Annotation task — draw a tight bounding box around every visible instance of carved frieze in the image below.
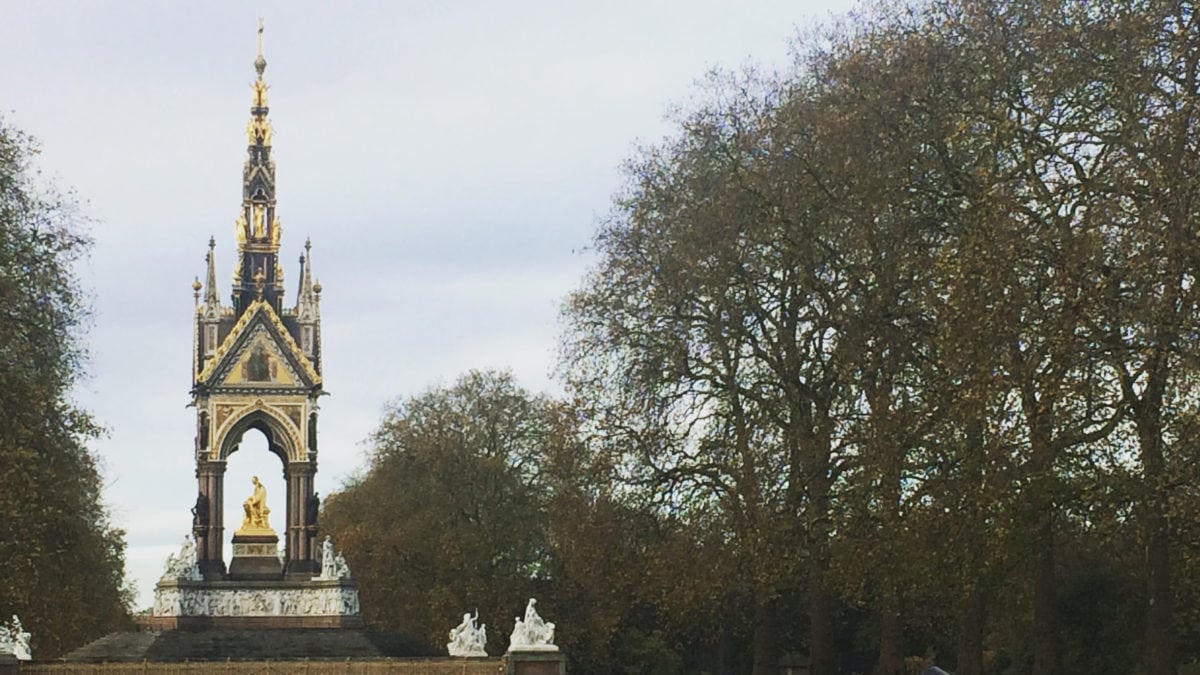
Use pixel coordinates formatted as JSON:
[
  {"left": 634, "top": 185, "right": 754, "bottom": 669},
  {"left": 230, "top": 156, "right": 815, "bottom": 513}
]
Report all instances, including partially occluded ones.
[{"left": 152, "top": 585, "right": 360, "bottom": 618}]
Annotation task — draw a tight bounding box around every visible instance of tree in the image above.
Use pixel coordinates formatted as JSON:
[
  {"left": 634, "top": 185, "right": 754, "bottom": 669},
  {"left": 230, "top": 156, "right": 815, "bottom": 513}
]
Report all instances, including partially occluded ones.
[
  {"left": 563, "top": 2, "right": 1200, "bottom": 672},
  {"left": 0, "top": 119, "right": 131, "bottom": 657},
  {"left": 321, "top": 371, "right": 563, "bottom": 651}
]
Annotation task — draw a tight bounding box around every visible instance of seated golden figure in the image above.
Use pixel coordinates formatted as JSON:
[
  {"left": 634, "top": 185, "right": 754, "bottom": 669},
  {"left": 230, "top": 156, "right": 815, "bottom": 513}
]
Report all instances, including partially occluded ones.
[{"left": 238, "top": 475, "right": 273, "bottom": 534}]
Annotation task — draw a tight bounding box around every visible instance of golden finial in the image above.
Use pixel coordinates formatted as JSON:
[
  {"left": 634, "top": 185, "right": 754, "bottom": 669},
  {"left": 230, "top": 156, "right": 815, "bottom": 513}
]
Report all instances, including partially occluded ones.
[
  {"left": 192, "top": 276, "right": 202, "bottom": 304},
  {"left": 255, "top": 18, "right": 267, "bottom": 76}
]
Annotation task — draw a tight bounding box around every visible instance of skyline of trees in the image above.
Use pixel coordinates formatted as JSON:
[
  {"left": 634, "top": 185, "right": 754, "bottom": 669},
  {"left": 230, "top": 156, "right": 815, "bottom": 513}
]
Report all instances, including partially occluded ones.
[{"left": 7, "top": 0, "right": 1200, "bottom": 672}]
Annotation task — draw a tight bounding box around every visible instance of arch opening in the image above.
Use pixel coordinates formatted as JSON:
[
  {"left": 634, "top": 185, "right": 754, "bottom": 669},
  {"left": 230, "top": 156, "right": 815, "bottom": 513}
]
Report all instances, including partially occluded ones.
[{"left": 221, "top": 428, "right": 287, "bottom": 570}]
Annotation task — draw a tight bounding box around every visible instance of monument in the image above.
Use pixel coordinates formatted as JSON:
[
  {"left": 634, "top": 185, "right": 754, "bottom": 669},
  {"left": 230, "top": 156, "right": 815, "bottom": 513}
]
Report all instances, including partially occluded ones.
[
  {"left": 149, "top": 20, "right": 360, "bottom": 630},
  {"left": 63, "top": 22, "right": 562, "bottom": 672}
]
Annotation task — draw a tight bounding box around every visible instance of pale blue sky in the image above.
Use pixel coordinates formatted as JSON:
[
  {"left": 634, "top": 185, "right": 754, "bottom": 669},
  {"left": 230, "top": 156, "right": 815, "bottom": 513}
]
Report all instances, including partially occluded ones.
[{"left": 1, "top": 0, "right": 856, "bottom": 610}]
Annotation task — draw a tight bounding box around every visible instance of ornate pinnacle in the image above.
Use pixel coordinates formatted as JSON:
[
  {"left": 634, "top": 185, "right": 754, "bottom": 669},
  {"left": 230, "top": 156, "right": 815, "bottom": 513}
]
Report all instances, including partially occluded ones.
[{"left": 255, "top": 18, "right": 267, "bottom": 76}]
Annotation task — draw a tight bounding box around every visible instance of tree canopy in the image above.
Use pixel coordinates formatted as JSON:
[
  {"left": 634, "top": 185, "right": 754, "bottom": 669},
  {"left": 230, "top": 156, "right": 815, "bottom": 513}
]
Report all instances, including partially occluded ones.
[
  {"left": 311, "top": 0, "right": 1200, "bottom": 672},
  {"left": 0, "top": 120, "right": 131, "bottom": 657}
]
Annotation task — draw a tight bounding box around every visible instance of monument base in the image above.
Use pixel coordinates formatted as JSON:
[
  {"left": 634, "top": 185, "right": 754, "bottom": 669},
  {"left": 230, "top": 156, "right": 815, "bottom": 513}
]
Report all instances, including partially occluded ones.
[
  {"left": 150, "top": 578, "right": 361, "bottom": 631},
  {"left": 507, "top": 651, "right": 566, "bottom": 675},
  {"left": 227, "top": 533, "right": 282, "bottom": 580}
]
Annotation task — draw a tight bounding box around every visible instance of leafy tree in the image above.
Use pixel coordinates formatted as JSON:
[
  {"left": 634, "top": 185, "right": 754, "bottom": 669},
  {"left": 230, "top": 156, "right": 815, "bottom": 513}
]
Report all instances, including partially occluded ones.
[
  {"left": 562, "top": 2, "right": 1200, "bottom": 673},
  {"left": 0, "top": 120, "right": 131, "bottom": 657},
  {"left": 322, "top": 371, "right": 564, "bottom": 652}
]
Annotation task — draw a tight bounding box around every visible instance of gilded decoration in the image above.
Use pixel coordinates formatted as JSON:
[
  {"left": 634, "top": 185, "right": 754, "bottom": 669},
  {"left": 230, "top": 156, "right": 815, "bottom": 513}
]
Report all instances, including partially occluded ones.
[
  {"left": 208, "top": 397, "right": 305, "bottom": 462},
  {"left": 196, "top": 299, "right": 320, "bottom": 386},
  {"left": 221, "top": 330, "right": 298, "bottom": 387},
  {"left": 215, "top": 404, "right": 236, "bottom": 430},
  {"left": 281, "top": 405, "right": 303, "bottom": 430},
  {"left": 236, "top": 475, "right": 274, "bottom": 535}
]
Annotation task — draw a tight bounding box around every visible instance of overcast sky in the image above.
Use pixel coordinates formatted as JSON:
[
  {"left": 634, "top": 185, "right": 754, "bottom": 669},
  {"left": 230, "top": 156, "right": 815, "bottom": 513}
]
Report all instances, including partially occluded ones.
[{"left": 1, "top": 0, "right": 856, "bottom": 610}]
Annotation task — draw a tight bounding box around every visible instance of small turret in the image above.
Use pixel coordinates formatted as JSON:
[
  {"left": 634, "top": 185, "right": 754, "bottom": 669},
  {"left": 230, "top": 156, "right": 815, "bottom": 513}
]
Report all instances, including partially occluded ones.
[{"left": 295, "top": 239, "right": 320, "bottom": 358}]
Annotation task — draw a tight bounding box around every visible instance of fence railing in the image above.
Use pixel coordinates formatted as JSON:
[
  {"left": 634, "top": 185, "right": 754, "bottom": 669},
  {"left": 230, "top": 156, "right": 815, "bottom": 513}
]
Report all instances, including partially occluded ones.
[{"left": 18, "top": 659, "right": 506, "bottom": 675}]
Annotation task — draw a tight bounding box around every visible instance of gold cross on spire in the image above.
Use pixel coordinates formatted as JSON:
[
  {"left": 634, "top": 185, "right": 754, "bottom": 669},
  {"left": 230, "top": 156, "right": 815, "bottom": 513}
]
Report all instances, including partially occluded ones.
[{"left": 254, "top": 18, "right": 267, "bottom": 77}]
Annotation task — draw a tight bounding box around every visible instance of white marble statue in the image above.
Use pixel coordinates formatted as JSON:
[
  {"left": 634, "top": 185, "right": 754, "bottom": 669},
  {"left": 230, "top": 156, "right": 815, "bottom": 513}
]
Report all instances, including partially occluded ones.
[
  {"left": 447, "top": 610, "right": 488, "bottom": 657},
  {"left": 333, "top": 552, "right": 351, "bottom": 579},
  {"left": 508, "top": 598, "right": 557, "bottom": 652},
  {"left": 318, "top": 536, "right": 352, "bottom": 580},
  {"left": 160, "top": 535, "right": 201, "bottom": 581},
  {"left": 0, "top": 615, "right": 31, "bottom": 660},
  {"left": 320, "top": 536, "right": 336, "bottom": 578}
]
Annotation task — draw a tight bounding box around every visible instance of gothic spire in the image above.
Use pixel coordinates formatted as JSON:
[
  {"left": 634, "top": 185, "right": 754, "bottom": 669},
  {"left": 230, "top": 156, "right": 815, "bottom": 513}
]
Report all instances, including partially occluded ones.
[
  {"left": 233, "top": 18, "right": 283, "bottom": 316},
  {"left": 297, "top": 238, "right": 318, "bottom": 321},
  {"left": 203, "top": 237, "right": 220, "bottom": 315}
]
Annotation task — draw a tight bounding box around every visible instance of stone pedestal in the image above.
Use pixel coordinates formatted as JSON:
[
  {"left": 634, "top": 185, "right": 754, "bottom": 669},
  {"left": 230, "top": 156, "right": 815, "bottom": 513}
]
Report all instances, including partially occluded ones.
[
  {"left": 228, "top": 533, "right": 282, "bottom": 580},
  {"left": 507, "top": 651, "right": 566, "bottom": 675}
]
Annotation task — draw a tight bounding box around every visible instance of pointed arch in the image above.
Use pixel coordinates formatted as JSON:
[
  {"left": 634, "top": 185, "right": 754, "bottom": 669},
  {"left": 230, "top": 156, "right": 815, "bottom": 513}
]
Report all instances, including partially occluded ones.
[{"left": 216, "top": 404, "right": 301, "bottom": 465}]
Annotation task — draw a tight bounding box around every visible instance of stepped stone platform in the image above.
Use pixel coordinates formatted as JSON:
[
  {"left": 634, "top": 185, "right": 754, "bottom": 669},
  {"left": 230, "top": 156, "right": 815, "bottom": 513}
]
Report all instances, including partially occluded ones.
[{"left": 60, "top": 629, "right": 436, "bottom": 662}]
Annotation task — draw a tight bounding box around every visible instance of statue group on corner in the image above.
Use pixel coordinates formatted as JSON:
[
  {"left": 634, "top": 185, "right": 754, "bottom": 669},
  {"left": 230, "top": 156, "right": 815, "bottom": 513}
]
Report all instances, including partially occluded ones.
[
  {"left": 445, "top": 598, "right": 557, "bottom": 658},
  {"left": 509, "top": 598, "right": 556, "bottom": 651},
  {"left": 447, "top": 610, "right": 488, "bottom": 657},
  {"left": 161, "top": 534, "right": 202, "bottom": 581},
  {"left": 319, "top": 535, "right": 351, "bottom": 580},
  {"left": 0, "top": 615, "right": 31, "bottom": 661}
]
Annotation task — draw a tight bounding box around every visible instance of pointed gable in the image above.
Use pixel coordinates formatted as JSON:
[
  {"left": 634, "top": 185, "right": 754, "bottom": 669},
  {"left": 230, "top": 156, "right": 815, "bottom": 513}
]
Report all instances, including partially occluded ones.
[{"left": 198, "top": 299, "right": 320, "bottom": 390}]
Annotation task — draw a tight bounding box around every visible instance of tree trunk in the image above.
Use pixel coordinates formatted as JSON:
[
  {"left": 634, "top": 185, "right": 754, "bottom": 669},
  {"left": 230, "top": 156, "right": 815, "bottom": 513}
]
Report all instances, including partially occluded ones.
[
  {"left": 1141, "top": 419, "right": 1173, "bottom": 673},
  {"left": 809, "top": 584, "right": 836, "bottom": 675},
  {"left": 956, "top": 410, "right": 986, "bottom": 675},
  {"left": 956, "top": 584, "right": 984, "bottom": 675},
  {"left": 874, "top": 592, "right": 903, "bottom": 675},
  {"left": 1027, "top": 415, "right": 1058, "bottom": 675},
  {"left": 752, "top": 592, "right": 778, "bottom": 675},
  {"left": 715, "top": 624, "right": 731, "bottom": 675},
  {"left": 1032, "top": 516, "right": 1058, "bottom": 675},
  {"left": 1144, "top": 513, "right": 1172, "bottom": 674}
]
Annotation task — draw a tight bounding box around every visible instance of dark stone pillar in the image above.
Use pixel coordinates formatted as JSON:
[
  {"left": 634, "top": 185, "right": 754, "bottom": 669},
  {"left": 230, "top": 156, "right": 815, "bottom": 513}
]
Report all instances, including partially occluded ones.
[
  {"left": 285, "top": 461, "right": 318, "bottom": 576},
  {"left": 196, "top": 459, "right": 227, "bottom": 578}
]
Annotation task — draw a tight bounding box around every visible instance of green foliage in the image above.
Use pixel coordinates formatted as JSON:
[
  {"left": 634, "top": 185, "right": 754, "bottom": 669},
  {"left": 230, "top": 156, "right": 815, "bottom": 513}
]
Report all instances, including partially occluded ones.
[
  {"left": 0, "top": 119, "right": 132, "bottom": 657},
  {"left": 561, "top": 0, "right": 1200, "bottom": 673},
  {"left": 332, "top": 1, "right": 1200, "bottom": 672},
  {"left": 322, "top": 371, "right": 562, "bottom": 651}
]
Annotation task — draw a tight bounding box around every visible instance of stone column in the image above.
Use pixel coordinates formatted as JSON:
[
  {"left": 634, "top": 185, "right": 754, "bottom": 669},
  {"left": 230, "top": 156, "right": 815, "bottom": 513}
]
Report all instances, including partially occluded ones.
[
  {"left": 285, "top": 461, "right": 317, "bottom": 576},
  {"left": 196, "top": 459, "right": 227, "bottom": 578}
]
